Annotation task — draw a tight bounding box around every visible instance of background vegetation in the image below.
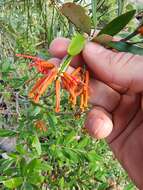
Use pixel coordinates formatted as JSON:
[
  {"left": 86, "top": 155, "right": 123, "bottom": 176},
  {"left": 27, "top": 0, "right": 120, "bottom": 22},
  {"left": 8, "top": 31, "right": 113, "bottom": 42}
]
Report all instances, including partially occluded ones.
[{"left": 0, "top": 0, "right": 142, "bottom": 189}]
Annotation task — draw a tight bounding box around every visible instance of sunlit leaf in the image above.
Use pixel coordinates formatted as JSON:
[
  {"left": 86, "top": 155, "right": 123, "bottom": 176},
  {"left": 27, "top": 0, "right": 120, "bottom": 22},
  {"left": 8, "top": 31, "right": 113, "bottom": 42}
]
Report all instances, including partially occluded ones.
[
  {"left": 20, "top": 158, "right": 27, "bottom": 176},
  {"left": 68, "top": 33, "right": 85, "bottom": 56},
  {"left": 88, "top": 150, "right": 102, "bottom": 162},
  {"left": 0, "top": 129, "right": 17, "bottom": 137},
  {"left": 108, "top": 41, "right": 143, "bottom": 56},
  {"left": 27, "top": 158, "right": 41, "bottom": 175},
  {"left": 64, "top": 131, "right": 76, "bottom": 144},
  {"left": 32, "top": 135, "right": 41, "bottom": 156},
  {"left": 62, "top": 149, "right": 79, "bottom": 163},
  {"left": 28, "top": 173, "right": 44, "bottom": 185},
  {"left": 47, "top": 112, "right": 57, "bottom": 127},
  {"left": 3, "top": 177, "right": 23, "bottom": 189},
  {"left": 59, "top": 177, "right": 65, "bottom": 189},
  {"left": 78, "top": 137, "right": 89, "bottom": 149},
  {"left": 98, "top": 10, "right": 136, "bottom": 36},
  {"left": 61, "top": 3, "right": 91, "bottom": 34}
]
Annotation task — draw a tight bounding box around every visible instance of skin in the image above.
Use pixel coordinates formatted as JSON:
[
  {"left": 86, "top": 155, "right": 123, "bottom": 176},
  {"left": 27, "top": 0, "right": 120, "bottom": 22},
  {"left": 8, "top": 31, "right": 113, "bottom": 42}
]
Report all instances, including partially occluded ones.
[{"left": 49, "top": 37, "right": 143, "bottom": 189}]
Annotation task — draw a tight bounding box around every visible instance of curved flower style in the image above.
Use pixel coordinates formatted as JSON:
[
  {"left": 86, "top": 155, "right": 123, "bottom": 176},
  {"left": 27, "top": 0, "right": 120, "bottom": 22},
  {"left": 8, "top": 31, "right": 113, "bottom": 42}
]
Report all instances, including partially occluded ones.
[{"left": 16, "top": 54, "right": 89, "bottom": 112}]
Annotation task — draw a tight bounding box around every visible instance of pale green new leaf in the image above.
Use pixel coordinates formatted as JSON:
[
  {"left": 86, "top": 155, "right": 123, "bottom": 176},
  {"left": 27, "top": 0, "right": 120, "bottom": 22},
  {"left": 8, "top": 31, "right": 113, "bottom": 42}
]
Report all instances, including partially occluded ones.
[
  {"left": 3, "top": 177, "right": 23, "bottom": 189},
  {"left": 68, "top": 33, "right": 85, "bottom": 56},
  {"left": 32, "top": 135, "right": 42, "bottom": 156}
]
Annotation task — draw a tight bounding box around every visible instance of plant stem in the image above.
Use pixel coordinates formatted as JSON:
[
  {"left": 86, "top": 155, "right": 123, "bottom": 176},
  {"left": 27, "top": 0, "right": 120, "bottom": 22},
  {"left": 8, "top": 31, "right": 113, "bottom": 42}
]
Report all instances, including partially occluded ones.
[{"left": 58, "top": 55, "right": 73, "bottom": 75}]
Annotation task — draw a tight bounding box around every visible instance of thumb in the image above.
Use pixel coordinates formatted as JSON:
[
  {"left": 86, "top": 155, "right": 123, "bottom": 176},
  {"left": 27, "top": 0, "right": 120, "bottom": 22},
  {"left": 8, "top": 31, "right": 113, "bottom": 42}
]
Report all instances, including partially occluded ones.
[{"left": 83, "top": 42, "right": 143, "bottom": 93}]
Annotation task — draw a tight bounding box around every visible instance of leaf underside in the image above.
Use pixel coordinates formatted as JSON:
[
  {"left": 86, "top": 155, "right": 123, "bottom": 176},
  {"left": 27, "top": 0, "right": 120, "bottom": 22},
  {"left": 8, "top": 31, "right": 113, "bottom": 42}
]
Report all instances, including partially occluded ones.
[{"left": 61, "top": 3, "right": 91, "bottom": 34}]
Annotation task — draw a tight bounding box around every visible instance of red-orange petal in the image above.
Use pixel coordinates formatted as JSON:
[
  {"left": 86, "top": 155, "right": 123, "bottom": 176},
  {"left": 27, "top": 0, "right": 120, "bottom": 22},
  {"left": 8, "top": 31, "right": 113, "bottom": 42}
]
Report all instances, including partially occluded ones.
[
  {"left": 28, "top": 68, "right": 57, "bottom": 103},
  {"left": 55, "top": 79, "right": 60, "bottom": 113},
  {"left": 71, "top": 67, "right": 81, "bottom": 76},
  {"left": 84, "top": 70, "right": 89, "bottom": 107},
  {"left": 63, "top": 72, "right": 77, "bottom": 86}
]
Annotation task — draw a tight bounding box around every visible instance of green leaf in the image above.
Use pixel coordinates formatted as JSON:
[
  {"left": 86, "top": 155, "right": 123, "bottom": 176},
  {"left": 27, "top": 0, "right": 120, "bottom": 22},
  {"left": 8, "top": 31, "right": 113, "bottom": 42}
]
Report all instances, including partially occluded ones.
[
  {"left": 91, "top": 0, "right": 97, "bottom": 28},
  {"left": 27, "top": 159, "right": 41, "bottom": 175},
  {"left": 16, "top": 144, "right": 27, "bottom": 155},
  {"left": 41, "top": 162, "right": 52, "bottom": 172},
  {"left": 108, "top": 41, "right": 143, "bottom": 56},
  {"left": 47, "top": 112, "right": 57, "bottom": 128},
  {"left": 32, "top": 135, "right": 42, "bottom": 156},
  {"left": 124, "top": 183, "right": 135, "bottom": 190},
  {"left": 0, "top": 129, "right": 17, "bottom": 137},
  {"left": 78, "top": 137, "right": 89, "bottom": 149},
  {"left": 61, "top": 3, "right": 91, "bottom": 34},
  {"left": 62, "top": 149, "right": 79, "bottom": 163},
  {"left": 98, "top": 183, "right": 109, "bottom": 190},
  {"left": 3, "top": 177, "right": 23, "bottom": 189},
  {"left": 23, "top": 183, "right": 36, "bottom": 190},
  {"left": 64, "top": 131, "right": 76, "bottom": 144},
  {"left": 59, "top": 177, "right": 65, "bottom": 189},
  {"left": 20, "top": 158, "right": 27, "bottom": 176},
  {"left": 98, "top": 10, "right": 136, "bottom": 36},
  {"left": 88, "top": 150, "right": 102, "bottom": 162},
  {"left": 68, "top": 33, "right": 85, "bottom": 56},
  {"left": 28, "top": 173, "right": 44, "bottom": 185},
  {"left": 0, "top": 176, "right": 7, "bottom": 182},
  {"left": 0, "top": 159, "right": 15, "bottom": 172}
]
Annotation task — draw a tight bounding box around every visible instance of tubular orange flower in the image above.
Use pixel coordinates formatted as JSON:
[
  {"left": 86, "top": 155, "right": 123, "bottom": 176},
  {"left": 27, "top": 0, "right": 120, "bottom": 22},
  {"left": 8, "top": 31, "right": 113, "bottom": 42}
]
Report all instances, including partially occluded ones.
[
  {"left": 83, "top": 70, "right": 89, "bottom": 108},
  {"left": 16, "top": 54, "right": 89, "bottom": 113},
  {"left": 55, "top": 79, "right": 61, "bottom": 113},
  {"left": 16, "top": 54, "right": 54, "bottom": 74},
  {"left": 29, "top": 68, "right": 58, "bottom": 103}
]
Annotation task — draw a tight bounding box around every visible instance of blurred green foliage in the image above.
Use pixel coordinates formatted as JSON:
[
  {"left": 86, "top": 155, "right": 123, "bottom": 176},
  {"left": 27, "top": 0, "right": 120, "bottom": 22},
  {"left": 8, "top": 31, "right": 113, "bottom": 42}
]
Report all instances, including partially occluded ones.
[{"left": 0, "top": 0, "right": 141, "bottom": 189}]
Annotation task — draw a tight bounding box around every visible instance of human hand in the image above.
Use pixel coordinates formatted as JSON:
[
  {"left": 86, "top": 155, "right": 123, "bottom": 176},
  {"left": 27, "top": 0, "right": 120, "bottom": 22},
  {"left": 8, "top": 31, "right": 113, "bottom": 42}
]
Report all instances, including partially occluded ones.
[{"left": 49, "top": 37, "right": 143, "bottom": 189}]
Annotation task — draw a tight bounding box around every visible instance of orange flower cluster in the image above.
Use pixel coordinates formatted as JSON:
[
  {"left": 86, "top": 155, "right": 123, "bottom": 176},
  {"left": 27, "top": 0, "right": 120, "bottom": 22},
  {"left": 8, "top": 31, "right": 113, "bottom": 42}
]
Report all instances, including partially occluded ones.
[
  {"left": 16, "top": 54, "right": 89, "bottom": 112},
  {"left": 138, "top": 26, "right": 143, "bottom": 35},
  {"left": 35, "top": 120, "right": 47, "bottom": 132}
]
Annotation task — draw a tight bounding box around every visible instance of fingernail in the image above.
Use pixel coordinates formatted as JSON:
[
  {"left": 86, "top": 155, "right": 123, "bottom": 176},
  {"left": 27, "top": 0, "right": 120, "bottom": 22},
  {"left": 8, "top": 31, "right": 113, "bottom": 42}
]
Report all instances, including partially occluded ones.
[
  {"left": 85, "top": 116, "right": 113, "bottom": 139},
  {"left": 91, "top": 118, "right": 105, "bottom": 136},
  {"left": 85, "top": 117, "right": 104, "bottom": 137}
]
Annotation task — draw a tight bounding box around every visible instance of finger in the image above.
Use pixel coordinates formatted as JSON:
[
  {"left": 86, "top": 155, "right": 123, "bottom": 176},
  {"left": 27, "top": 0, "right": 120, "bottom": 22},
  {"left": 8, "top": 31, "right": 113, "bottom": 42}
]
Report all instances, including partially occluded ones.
[
  {"left": 84, "top": 107, "right": 113, "bottom": 139},
  {"left": 83, "top": 42, "right": 143, "bottom": 93},
  {"left": 49, "top": 37, "right": 84, "bottom": 67},
  {"left": 49, "top": 37, "right": 70, "bottom": 58},
  {"left": 89, "top": 79, "right": 120, "bottom": 112},
  {"left": 48, "top": 58, "right": 61, "bottom": 67}
]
